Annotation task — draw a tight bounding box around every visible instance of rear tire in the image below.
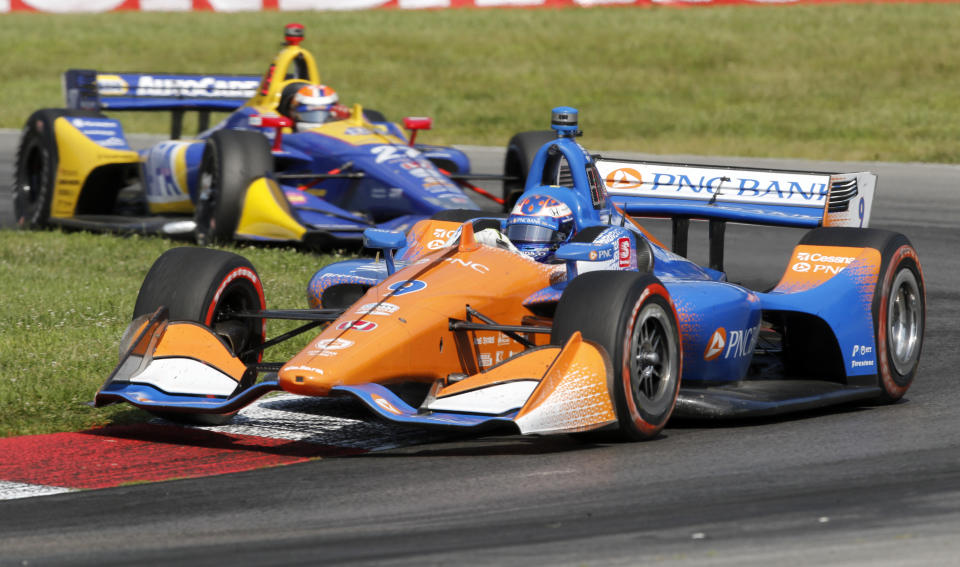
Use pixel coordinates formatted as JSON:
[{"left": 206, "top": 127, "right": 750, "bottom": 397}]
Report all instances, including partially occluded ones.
[
  {"left": 194, "top": 129, "right": 273, "bottom": 245},
  {"left": 800, "top": 227, "right": 925, "bottom": 401},
  {"left": 552, "top": 271, "right": 682, "bottom": 440},
  {"left": 503, "top": 130, "right": 554, "bottom": 213},
  {"left": 133, "top": 247, "right": 267, "bottom": 425},
  {"left": 13, "top": 109, "right": 103, "bottom": 228}
]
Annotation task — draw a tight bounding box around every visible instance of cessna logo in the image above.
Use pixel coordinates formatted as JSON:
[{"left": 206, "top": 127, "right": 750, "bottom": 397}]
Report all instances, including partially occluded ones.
[{"left": 704, "top": 328, "right": 727, "bottom": 361}]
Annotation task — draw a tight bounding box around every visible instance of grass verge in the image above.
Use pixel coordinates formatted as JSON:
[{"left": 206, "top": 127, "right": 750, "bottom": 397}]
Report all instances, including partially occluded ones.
[
  {"left": 1, "top": 4, "right": 959, "bottom": 162},
  {"left": 0, "top": 231, "right": 338, "bottom": 437}
]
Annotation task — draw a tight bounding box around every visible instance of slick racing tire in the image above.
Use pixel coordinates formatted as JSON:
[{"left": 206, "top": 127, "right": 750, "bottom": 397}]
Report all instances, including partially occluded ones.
[
  {"left": 552, "top": 271, "right": 682, "bottom": 441},
  {"left": 133, "top": 247, "right": 267, "bottom": 425},
  {"left": 13, "top": 108, "right": 104, "bottom": 229},
  {"left": 194, "top": 129, "right": 274, "bottom": 245},
  {"left": 503, "top": 130, "right": 555, "bottom": 213},
  {"left": 800, "top": 227, "right": 925, "bottom": 402}
]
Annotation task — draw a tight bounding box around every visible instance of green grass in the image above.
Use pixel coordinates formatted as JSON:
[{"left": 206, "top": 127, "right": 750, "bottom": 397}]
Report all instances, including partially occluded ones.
[
  {"left": 2, "top": 5, "right": 960, "bottom": 162},
  {"left": 0, "top": 231, "right": 337, "bottom": 436}
]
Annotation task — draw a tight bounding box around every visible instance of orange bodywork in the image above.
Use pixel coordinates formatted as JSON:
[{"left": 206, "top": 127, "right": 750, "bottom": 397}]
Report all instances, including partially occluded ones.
[{"left": 279, "top": 224, "right": 563, "bottom": 397}]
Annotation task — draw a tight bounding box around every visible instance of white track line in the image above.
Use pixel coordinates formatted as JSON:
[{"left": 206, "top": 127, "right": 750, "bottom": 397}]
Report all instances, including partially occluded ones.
[{"left": 0, "top": 481, "right": 75, "bottom": 501}]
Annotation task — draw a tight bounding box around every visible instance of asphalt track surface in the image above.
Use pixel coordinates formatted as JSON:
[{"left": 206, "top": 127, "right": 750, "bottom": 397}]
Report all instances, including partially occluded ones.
[{"left": 2, "top": 129, "right": 960, "bottom": 566}]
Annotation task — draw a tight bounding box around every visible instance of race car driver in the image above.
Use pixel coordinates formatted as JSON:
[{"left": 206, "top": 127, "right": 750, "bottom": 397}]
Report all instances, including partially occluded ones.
[
  {"left": 280, "top": 83, "right": 350, "bottom": 131},
  {"left": 504, "top": 194, "right": 577, "bottom": 263}
]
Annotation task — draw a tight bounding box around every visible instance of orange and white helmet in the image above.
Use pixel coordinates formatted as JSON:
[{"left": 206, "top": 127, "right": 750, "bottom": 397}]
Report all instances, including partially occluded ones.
[{"left": 292, "top": 84, "right": 339, "bottom": 128}]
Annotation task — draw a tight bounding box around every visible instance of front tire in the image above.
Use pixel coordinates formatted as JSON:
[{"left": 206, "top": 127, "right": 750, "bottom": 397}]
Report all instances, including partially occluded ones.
[
  {"left": 800, "top": 227, "right": 925, "bottom": 401},
  {"left": 133, "top": 247, "right": 267, "bottom": 425},
  {"left": 552, "top": 271, "right": 682, "bottom": 440},
  {"left": 194, "top": 129, "right": 273, "bottom": 245}
]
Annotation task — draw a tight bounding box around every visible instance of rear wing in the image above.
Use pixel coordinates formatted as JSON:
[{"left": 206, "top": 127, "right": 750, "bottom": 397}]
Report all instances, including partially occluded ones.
[
  {"left": 595, "top": 158, "right": 875, "bottom": 229},
  {"left": 63, "top": 69, "right": 261, "bottom": 138},
  {"left": 595, "top": 158, "right": 877, "bottom": 271}
]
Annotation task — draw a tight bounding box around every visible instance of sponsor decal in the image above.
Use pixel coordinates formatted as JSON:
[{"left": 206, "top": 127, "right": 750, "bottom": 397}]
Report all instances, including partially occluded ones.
[
  {"left": 605, "top": 167, "right": 644, "bottom": 190},
  {"left": 850, "top": 344, "right": 876, "bottom": 368},
  {"left": 344, "top": 127, "right": 372, "bottom": 136},
  {"left": 618, "top": 237, "right": 631, "bottom": 268},
  {"left": 852, "top": 344, "right": 873, "bottom": 357},
  {"left": 443, "top": 258, "right": 490, "bottom": 274},
  {"left": 497, "top": 333, "right": 512, "bottom": 346},
  {"left": 355, "top": 302, "right": 399, "bottom": 316},
  {"left": 791, "top": 251, "right": 856, "bottom": 276},
  {"left": 599, "top": 162, "right": 830, "bottom": 208},
  {"left": 96, "top": 74, "right": 128, "bottom": 96},
  {"left": 388, "top": 279, "right": 427, "bottom": 296},
  {"left": 372, "top": 394, "right": 403, "bottom": 416},
  {"left": 426, "top": 227, "right": 457, "bottom": 250},
  {"left": 704, "top": 328, "right": 727, "bottom": 361},
  {"left": 478, "top": 353, "right": 493, "bottom": 368},
  {"left": 68, "top": 118, "right": 120, "bottom": 130},
  {"left": 335, "top": 320, "right": 378, "bottom": 332},
  {"left": 796, "top": 251, "right": 856, "bottom": 264},
  {"left": 705, "top": 325, "right": 758, "bottom": 361},
  {"left": 131, "top": 75, "right": 259, "bottom": 99},
  {"left": 286, "top": 192, "right": 307, "bottom": 204},
  {"left": 370, "top": 187, "right": 404, "bottom": 200},
  {"left": 371, "top": 145, "right": 421, "bottom": 164},
  {"left": 311, "top": 338, "right": 354, "bottom": 351}
]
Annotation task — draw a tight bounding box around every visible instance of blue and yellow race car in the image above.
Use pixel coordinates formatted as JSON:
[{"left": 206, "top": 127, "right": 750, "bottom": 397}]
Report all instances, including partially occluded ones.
[{"left": 12, "top": 24, "right": 497, "bottom": 248}]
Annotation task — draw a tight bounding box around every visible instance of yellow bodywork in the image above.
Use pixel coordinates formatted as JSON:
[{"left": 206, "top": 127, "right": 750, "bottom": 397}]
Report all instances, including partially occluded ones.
[
  {"left": 234, "top": 177, "right": 307, "bottom": 241},
  {"left": 51, "top": 118, "right": 139, "bottom": 219}
]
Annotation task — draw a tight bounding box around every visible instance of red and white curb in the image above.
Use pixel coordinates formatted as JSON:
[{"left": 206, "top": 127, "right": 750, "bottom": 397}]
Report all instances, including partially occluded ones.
[{"left": 0, "top": 393, "right": 446, "bottom": 501}]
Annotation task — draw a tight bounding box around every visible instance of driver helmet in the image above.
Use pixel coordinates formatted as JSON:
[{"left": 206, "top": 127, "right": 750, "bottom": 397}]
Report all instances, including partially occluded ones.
[
  {"left": 290, "top": 84, "right": 343, "bottom": 130},
  {"left": 505, "top": 194, "right": 576, "bottom": 262}
]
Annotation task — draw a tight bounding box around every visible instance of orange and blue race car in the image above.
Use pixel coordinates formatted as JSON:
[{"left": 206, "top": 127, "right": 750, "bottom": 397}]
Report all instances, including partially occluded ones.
[
  {"left": 12, "top": 24, "right": 502, "bottom": 248},
  {"left": 94, "top": 107, "right": 925, "bottom": 440}
]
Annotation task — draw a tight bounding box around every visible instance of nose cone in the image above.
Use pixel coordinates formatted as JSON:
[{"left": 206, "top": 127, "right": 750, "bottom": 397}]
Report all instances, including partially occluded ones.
[{"left": 279, "top": 244, "right": 561, "bottom": 397}]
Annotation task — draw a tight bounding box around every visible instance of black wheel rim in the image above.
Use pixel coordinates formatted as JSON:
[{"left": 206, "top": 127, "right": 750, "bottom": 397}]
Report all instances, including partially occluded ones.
[
  {"left": 211, "top": 280, "right": 263, "bottom": 365},
  {"left": 628, "top": 303, "right": 677, "bottom": 417}
]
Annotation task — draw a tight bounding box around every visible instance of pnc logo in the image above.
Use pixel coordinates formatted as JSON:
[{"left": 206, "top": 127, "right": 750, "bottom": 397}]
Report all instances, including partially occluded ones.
[
  {"left": 704, "top": 328, "right": 727, "bottom": 361},
  {"left": 605, "top": 167, "right": 644, "bottom": 190},
  {"left": 792, "top": 262, "right": 812, "bottom": 273}
]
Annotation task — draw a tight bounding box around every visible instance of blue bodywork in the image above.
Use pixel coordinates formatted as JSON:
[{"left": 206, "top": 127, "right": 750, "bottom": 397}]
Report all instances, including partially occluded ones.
[{"left": 309, "top": 107, "right": 882, "bottom": 397}]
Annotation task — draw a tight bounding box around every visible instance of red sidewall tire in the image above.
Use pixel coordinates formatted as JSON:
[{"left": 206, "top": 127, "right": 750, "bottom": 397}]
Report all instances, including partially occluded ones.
[
  {"left": 618, "top": 285, "right": 683, "bottom": 439},
  {"left": 875, "top": 246, "right": 925, "bottom": 401}
]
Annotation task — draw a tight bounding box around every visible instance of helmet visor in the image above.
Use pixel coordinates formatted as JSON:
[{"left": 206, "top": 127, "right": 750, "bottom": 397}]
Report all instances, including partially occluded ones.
[
  {"left": 295, "top": 104, "right": 332, "bottom": 125},
  {"left": 506, "top": 222, "right": 564, "bottom": 245}
]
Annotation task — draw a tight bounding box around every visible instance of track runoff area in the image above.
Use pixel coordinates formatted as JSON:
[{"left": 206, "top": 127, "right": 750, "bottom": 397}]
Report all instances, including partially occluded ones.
[{"left": 0, "top": 394, "right": 458, "bottom": 500}]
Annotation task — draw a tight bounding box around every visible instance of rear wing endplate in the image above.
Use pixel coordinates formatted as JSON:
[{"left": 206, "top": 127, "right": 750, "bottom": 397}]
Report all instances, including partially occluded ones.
[
  {"left": 63, "top": 69, "right": 261, "bottom": 138},
  {"left": 595, "top": 158, "right": 876, "bottom": 271}
]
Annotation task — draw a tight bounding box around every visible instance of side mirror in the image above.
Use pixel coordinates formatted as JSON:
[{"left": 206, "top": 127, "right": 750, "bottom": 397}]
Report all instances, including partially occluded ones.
[
  {"left": 249, "top": 114, "right": 293, "bottom": 151},
  {"left": 403, "top": 116, "right": 433, "bottom": 146},
  {"left": 363, "top": 228, "right": 407, "bottom": 275},
  {"left": 555, "top": 241, "right": 617, "bottom": 280}
]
